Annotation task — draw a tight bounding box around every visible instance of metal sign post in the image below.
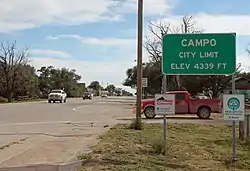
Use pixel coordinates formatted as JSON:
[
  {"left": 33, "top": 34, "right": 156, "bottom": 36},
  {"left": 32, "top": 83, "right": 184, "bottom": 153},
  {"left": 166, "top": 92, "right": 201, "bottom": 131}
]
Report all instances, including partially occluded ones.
[
  {"left": 155, "top": 92, "right": 175, "bottom": 151},
  {"left": 223, "top": 75, "right": 245, "bottom": 163},
  {"left": 232, "top": 74, "right": 236, "bottom": 163},
  {"left": 163, "top": 75, "right": 167, "bottom": 150}
]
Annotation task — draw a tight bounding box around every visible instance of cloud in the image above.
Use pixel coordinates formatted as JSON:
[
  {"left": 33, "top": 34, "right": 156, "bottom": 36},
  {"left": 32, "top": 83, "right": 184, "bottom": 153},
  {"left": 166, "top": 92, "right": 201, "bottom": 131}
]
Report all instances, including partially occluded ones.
[
  {"left": 120, "top": 13, "right": 250, "bottom": 38},
  {"left": 46, "top": 34, "right": 145, "bottom": 62},
  {"left": 237, "top": 54, "right": 250, "bottom": 72},
  {"left": 114, "top": 0, "right": 173, "bottom": 16},
  {"left": 0, "top": 0, "right": 174, "bottom": 34},
  {"left": 157, "top": 13, "right": 250, "bottom": 35},
  {"left": 47, "top": 34, "right": 135, "bottom": 46},
  {"left": 29, "top": 49, "right": 72, "bottom": 59},
  {"left": 0, "top": 0, "right": 121, "bottom": 33},
  {"left": 46, "top": 36, "right": 59, "bottom": 40},
  {"left": 46, "top": 33, "right": 151, "bottom": 63}
]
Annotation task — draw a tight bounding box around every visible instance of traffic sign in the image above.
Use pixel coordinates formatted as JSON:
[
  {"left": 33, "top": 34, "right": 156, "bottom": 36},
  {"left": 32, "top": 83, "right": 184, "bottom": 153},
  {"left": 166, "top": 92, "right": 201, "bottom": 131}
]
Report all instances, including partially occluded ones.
[
  {"left": 142, "top": 77, "right": 148, "bottom": 87},
  {"left": 162, "top": 33, "right": 236, "bottom": 75},
  {"left": 223, "top": 94, "right": 245, "bottom": 121},
  {"left": 155, "top": 94, "right": 175, "bottom": 114}
]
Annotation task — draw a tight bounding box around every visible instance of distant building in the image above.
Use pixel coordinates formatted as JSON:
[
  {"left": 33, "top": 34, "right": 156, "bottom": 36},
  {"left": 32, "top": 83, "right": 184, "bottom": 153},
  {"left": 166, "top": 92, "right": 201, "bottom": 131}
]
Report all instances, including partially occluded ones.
[{"left": 222, "top": 77, "right": 250, "bottom": 99}]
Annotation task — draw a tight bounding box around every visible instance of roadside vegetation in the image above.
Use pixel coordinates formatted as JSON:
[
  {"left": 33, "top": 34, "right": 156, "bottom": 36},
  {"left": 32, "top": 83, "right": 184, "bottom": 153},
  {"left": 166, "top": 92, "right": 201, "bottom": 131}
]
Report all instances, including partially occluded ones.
[
  {"left": 78, "top": 123, "right": 250, "bottom": 171},
  {"left": 0, "top": 42, "right": 132, "bottom": 103},
  {"left": 128, "top": 118, "right": 144, "bottom": 130}
]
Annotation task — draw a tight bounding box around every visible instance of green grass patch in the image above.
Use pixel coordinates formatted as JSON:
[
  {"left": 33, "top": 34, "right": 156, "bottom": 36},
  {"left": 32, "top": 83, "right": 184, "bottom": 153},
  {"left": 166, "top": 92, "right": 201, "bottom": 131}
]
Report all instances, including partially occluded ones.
[{"left": 78, "top": 123, "right": 250, "bottom": 171}]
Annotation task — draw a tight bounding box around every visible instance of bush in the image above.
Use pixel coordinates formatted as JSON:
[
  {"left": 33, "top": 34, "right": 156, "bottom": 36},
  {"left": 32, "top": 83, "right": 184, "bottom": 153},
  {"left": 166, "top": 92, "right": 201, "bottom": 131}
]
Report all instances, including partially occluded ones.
[
  {"left": 0, "top": 96, "right": 8, "bottom": 103},
  {"left": 77, "top": 153, "right": 92, "bottom": 161},
  {"left": 128, "top": 118, "right": 144, "bottom": 130},
  {"left": 151, "top": 138, "right": 167, "bottom": 155}
]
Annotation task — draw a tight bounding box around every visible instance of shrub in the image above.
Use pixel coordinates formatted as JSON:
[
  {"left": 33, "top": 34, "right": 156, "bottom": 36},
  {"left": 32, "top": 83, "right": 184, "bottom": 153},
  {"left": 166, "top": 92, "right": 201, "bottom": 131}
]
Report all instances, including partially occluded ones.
[
  {"left": 77, "top": 153, "right": 92, "bottom": 161},
  {"left": 151, "top": 138, "right": 167, "bottom": 155},
  {"left": 0, "top": 96, "right": 8, "bottom": 103},
  {"left": 128, "top": 118, "right": 144, "bottom": 130}
]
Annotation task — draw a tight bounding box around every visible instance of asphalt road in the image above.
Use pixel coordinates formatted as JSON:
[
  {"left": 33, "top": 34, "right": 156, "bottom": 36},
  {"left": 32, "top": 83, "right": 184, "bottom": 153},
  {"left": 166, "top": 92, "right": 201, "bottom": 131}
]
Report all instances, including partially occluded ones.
[
  {"left": 0, "top": 97, "right": 135, "bottom": 170},
  {"left": 0, "top": 96, "right": 228, "bottom": 170}
]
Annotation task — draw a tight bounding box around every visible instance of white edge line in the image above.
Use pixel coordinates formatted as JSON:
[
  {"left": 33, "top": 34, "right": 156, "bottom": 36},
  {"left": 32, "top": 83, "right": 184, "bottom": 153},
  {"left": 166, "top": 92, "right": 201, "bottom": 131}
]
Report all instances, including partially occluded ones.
[
  {"left": 0, "top": 121, "right": 103, "bottom": 127},
  {"left": 73, "top": 106, "right": 84, "bottom": 112},
  {"left": 0, "top": 121, "right": 70, "bottom": 127}
]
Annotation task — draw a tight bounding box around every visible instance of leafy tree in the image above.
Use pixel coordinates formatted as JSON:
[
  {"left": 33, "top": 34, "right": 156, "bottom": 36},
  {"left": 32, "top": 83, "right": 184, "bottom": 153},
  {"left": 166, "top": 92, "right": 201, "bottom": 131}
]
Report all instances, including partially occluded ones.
[
  {"left": 88, "top": 81, "right": 101, "bottom": 96},
  {"left": 123, "top": 66, "right": 137, "bottom": 88},
  {"left": 37, "top": 66, "right": 82, "bottom": 97},
  {"left": 0, "top": 41, "right": 85, "bottom": 102},
  {"left": 76, "top": 83, "right": 86, "bottom": 96},
  {"left": 122, "top": 89, "right": 133, "bottom": 96},
  {"left": 15, "top": 65, "right": 39, "bottom": 98},
  {"left": 37, "top": 66, "right": 53, "bottom": 96},
  {"left": 106, "top": 84, "right": 116, "bottom": 92},
  {"left": 88, "top": 81, "right": 101, "bottom": 91}
]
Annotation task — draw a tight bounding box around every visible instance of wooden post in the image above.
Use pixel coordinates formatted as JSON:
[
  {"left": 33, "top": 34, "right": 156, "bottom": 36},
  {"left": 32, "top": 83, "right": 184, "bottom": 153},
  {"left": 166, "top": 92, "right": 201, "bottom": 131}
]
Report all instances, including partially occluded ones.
[
  {"left": 239, "top": 121, "right": 244, "bottom": 141},
  {"left": 247, "top": 114, "right": 250, "bottom": 140},
  {"left": 244, "top": 106, "right": 250, "bottom": 141},
  {"left": 135, "top": 0, "right": 143, "bottom": 120}
]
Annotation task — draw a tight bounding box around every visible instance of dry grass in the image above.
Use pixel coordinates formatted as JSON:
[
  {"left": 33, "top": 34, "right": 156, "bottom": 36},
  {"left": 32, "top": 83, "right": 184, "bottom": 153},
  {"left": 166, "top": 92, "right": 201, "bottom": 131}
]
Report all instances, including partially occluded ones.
[
  {"left": 78, "top": 123, "right": 250, "bottom": 171},
  {"left": 211, "top": 113, "right": 222, "bottom": 119}
]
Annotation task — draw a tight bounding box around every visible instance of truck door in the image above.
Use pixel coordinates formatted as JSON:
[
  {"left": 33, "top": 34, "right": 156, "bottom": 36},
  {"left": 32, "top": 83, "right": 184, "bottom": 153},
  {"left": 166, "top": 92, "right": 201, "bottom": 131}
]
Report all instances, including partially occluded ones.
[{"left": 175, "top": 93, "right": 189, "bottom": 114}]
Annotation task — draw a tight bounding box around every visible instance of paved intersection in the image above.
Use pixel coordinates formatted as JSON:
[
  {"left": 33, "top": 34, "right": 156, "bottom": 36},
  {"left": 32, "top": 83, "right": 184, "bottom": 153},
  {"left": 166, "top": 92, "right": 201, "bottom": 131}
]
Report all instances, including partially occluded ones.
[{"left": 0, "top": 96, "right": 226, "bottom": 170}]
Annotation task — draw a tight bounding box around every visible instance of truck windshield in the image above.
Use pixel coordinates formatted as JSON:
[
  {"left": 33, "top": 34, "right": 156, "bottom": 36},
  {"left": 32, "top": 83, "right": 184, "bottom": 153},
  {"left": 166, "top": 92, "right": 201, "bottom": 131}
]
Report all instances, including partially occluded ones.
[
  {"left": 51, "top": 90, "right": 61, "bottom": 93},
  {"left": 175, "top": 93, "right": 186, "bottom": 100}
]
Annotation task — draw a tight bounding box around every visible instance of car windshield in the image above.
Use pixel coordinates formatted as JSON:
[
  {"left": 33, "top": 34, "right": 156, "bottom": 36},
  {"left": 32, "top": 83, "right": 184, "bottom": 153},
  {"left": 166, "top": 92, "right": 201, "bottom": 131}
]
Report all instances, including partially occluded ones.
[
  {"left": 51, "top": 90, "right": 61, "bottom": 93},
  {"left": 84, "top": 93, "right": 90, "bottom": 95}
]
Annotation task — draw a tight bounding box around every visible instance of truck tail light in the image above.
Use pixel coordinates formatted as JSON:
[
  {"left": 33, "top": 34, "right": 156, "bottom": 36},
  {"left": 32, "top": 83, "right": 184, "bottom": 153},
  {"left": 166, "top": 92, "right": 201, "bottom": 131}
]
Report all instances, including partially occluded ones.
[
  {"left": 218, "top": 100, "right": 222, "bottom": 108},
  {"left": 218, "top": 100, "right": 221, "bottom": 106}
]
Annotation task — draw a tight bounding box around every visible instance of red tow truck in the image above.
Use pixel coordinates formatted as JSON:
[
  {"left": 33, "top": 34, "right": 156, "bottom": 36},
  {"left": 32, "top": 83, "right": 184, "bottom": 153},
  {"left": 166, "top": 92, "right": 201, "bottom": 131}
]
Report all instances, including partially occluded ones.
[{"left": 141, "top": 91, "right": 221, "bottom": 119}]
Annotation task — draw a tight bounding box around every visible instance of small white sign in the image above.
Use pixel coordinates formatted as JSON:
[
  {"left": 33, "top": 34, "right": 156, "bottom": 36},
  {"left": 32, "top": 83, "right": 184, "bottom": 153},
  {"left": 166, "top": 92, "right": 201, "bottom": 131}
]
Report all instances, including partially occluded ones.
[
  {"left": 142, "top": 78, "right": 148, "bottom": 88},
  {"left": 155, "top": 94, "right": 175, "bottom": 114},
  {"left": 222, "top": 94, "right": 245, "bottom": 121}
]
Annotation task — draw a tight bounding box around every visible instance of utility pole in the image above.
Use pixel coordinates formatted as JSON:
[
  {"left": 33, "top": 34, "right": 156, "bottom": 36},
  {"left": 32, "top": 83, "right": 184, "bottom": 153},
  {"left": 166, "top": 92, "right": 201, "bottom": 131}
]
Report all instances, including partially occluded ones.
[{"left": 136, "top": 0, "right": 143, "bottom": 120}]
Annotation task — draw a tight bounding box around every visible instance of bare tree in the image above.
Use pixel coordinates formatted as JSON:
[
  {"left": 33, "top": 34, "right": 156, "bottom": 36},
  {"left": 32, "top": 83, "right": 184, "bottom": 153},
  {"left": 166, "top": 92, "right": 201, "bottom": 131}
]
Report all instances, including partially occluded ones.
[
  {"left": 247, "top": 45, "right": 250, "bottom": 55},
  {"left": 0, "top": 41, "right": 29, "bottom": 102},
  {"left": 144, "top": 16, "right": 203, "bottom": 90}
]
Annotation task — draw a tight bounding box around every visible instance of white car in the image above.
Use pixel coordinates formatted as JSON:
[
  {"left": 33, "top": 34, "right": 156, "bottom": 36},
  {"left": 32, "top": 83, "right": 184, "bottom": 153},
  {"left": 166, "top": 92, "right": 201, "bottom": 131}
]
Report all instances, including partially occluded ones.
[
  {"left": 48, "top": 89, "right": 67, "bottom": 103},
  {"left": 101, "top": 94, "right": 108, "bottom": 98}
]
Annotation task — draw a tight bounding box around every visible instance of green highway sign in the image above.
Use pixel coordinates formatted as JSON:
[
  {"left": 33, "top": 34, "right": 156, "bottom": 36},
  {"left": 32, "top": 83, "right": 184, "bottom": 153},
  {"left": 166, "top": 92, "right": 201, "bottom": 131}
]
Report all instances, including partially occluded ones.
[{"left": 162, "top": 33, "right": 236, "bottom": 75}]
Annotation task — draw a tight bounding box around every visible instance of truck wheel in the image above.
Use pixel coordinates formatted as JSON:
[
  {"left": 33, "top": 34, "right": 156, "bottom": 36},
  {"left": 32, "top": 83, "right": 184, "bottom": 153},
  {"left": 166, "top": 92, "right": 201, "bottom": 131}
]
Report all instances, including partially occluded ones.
[
  {"left": 197, "top": 107, "right": 211, "bottom": 119},
  {"left": 48, "top": 100, "right": 51, "bottom": 103},
  {"left": 144, "top": 107, "right": 156, "bottom": 119}
]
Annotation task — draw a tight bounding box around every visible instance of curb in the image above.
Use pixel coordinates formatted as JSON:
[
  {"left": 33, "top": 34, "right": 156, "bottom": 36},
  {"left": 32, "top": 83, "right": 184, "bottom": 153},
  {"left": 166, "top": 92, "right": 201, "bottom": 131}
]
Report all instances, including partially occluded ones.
[{"left": 0, "top": 160, "right": 82, "bottom": 171}]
